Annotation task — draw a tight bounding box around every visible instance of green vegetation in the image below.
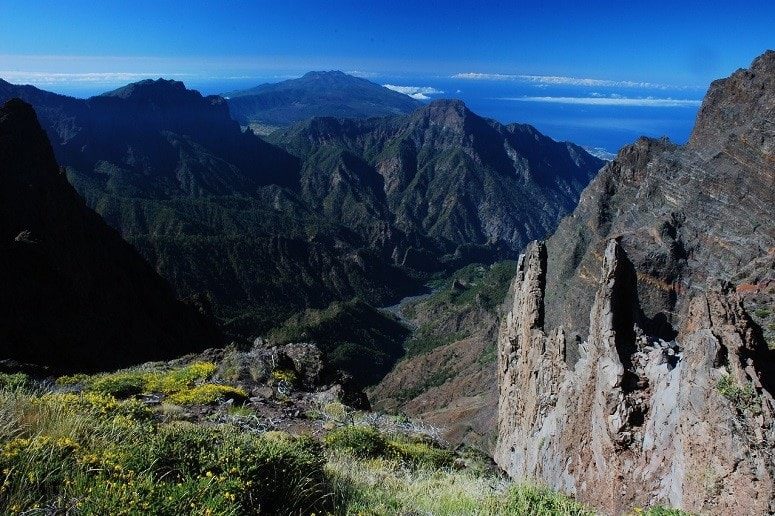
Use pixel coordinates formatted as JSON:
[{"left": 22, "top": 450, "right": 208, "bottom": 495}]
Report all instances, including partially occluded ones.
[
  {"left": 56, "top": 362, "right": 229, "bottom": 403},
  {"left": 0, "top": 374, "right": 686, "bottom": 515},
  {"left": 396, "top": 366, "right": 455, "bottom": 403},
  {"left": 387, "top": 437, "right": 455, "bottom": 469},
  {"left": 427, "top": 261, "right": 518, "bottom": 311},
  {"left": 0, "top": 387, "right": 326, "bottom": 515},
  {"left": 270, "top": 368, "right": 298, "bottom": 386},
  {"left": 325, "top": 425, "right": 387, "bottom": 458},
  {"left": 326, "top": 451, "right": 594, "bottom": 515},
  {"left": 478, "top": 341, "right": 498, "bottom": 365},
  {"left": 0, "top": 373, "right": 29, "bottom": 390},
  {"left": 753, "top": 307, "right": 771, "bottom": 319},
  {"left": 403, "top": 261, "right": 516, "bottom": 357},
  {"left": 323, "top": 425, "right": 455, "bottom": 470},
  {"left": 717, "top": 374, "right": 761, "bottom": 414},
  {"left": 267, "top": 300, "right": 411, "bottom": 387},
  {"left": 167, "top": 384, "right": 248, "bottom": 406}
]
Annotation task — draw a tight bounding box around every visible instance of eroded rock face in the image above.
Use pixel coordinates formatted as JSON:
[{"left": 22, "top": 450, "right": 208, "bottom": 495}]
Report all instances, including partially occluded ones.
[
  {"left": 496, "top": 240, "right": 775, "bottom": 514},
  {"left": 495, "top": 50, "right": 775, "bottom": 515}
]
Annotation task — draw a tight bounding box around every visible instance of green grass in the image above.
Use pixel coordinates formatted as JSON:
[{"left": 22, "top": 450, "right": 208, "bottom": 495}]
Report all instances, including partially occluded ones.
[
  {"left": 325, "top": 425, "right": 387, "bottom": 458},
  {"left": 0, "top": 381, "right": 688, "bottom": 515},
  {"left": 0, "top": 373, "right": 29, "bottom": 390},
  {"left": 326, "top": 451, "right": 593, "bottom": 515},
  {"left": 0, "top": 388, "right": 327, "bottom": 515}
]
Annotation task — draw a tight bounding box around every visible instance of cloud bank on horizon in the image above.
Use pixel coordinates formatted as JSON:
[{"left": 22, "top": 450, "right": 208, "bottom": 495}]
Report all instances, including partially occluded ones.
[
  {"left": 505, "top": 95, "right": 703, "bottom": 107},
  {"left": 451, "top": 72, "right": 700, "bottom": 90},
  {"left": 0, "top": 70, "right": 193, "bottom": 85},
  {"left": 383, "top": 84, "right": 444, "bottom": 100}
]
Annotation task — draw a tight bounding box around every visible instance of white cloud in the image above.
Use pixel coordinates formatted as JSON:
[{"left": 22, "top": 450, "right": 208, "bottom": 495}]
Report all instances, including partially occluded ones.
[
  {"left": 383, "top": 84, "right": 444, "bottom": 100},
  {"left": 500, "top": 96, "right": 702, "bottom": 107},
  {"left": 452, "top": 72, "right": 679, "bottom": 90},
  {"left": 0, "top": 71, "right": 191, "bottom": 84}
]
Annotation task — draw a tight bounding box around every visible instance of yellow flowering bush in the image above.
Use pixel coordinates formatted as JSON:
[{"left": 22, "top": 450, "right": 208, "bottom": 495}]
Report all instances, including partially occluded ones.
[
  {"left": 270, "top": 368, "right": 297, "bottom": 385},
  {"left": 38, "top": 391, "right": 152, "bottom": 421},
  {"left": 145, "top": 362, "right": 218, "bottom": 394},
  {"left": 58, "top": 362, "right": 219, "bottom": 399},
  {"left": 168, "top": 384, "right": 247, "bottom": 405}
]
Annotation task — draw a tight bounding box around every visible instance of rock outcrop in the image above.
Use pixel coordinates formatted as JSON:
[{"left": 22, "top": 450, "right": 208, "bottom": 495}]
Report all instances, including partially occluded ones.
[{"left": 495, "top": 50, "right": 775, "bottom": 514}]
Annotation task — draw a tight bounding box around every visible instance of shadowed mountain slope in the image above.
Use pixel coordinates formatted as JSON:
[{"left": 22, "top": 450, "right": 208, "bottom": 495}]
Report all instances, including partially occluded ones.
[{"left": 0, "top": 99, "right": 221, "bottom": 372}]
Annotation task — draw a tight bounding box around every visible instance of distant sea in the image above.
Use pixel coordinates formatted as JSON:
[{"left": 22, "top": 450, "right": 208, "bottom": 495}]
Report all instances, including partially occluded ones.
[{"left": 44, "top": 73, "right": 706, "bottom": 157}]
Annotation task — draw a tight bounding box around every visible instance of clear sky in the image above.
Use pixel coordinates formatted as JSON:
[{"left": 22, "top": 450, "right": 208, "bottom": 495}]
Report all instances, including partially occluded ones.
[{"left": 1, "top": 0, "right": 773, "bottom": 91}]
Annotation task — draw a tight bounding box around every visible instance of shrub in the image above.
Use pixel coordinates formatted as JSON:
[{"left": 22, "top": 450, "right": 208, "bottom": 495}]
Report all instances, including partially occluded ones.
[
  {"left": 386, "top": 438, "right": 455, "bottom": 469},
  {"left": 91, "top": 372, "right": 146, "bottom": 397},
  {"left": 0, "top": 386, "right": 332, "bottom": 515},
  {"left": 55, "top": 373, "right": 91, "bottom": 386},
  {"left": 222, "top": 431, "right": 328, "bottom": 513},
  {"left": 717, "top": 374, "right": 760, "bottom": 413},
  {"left": 321, "top": 401, "right": 349, "bottom": 422},
  {"left": 0, "top": 436, "right": 80, "bottom": 510},
  {"left": 270, "top": 368, "right": 297, "bottom": 385},
  {"left": 167, "top": 384, "right": 247, "bottom": 405},
  {"left": 119, "top": 423, "right": 328, "bottom": 514},
  {"left": 145, "top": 362, "right": 217, "bottom": 393},
  {"left": 69, "top": 362, "right": 220, "bottom": 401},
  {"left": 324, "top": 425, "right": 387, "bottom": 458},
  {"left": 0, "top": 372, "right": 28, "bottom": 390},
  {"left": 39, "top": 392, "right": 153, "bottom": 421}
]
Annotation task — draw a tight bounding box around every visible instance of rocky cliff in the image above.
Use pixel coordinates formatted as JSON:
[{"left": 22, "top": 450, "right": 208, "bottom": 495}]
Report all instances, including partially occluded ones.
[
  {"left": 0, "top": 99, "right": 221, "bottom": 372},
  {"left": 495, "top": 50, "right": 774, "bottom": 514}
]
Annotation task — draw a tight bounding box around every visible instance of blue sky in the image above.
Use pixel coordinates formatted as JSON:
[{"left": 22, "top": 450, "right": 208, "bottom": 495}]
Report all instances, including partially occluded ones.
[{"left": 1, "top": 0, "right": 772, "bottom": 91}]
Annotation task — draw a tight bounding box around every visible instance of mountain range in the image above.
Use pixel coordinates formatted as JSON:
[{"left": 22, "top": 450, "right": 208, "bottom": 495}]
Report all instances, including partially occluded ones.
[
  {"left": 0, "top": 74, "right": 603, "bottom": 354},
  {"left": 223, "top": 70, "right": 423, "bottom": 132},
  {"left": 0, "top": 44, "right": 773, "bottom": 515}
]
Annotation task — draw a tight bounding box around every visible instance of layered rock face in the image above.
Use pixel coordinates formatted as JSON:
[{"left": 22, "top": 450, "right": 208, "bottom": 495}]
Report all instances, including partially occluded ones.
[{"left": 495, "top": 51, "right": 774, "bottom": 514}]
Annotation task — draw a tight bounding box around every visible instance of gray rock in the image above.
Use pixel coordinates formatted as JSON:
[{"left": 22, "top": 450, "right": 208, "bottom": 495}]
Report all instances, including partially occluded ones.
[{"left": 495, "top": 50, "right": 775, "bottom": 515}]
